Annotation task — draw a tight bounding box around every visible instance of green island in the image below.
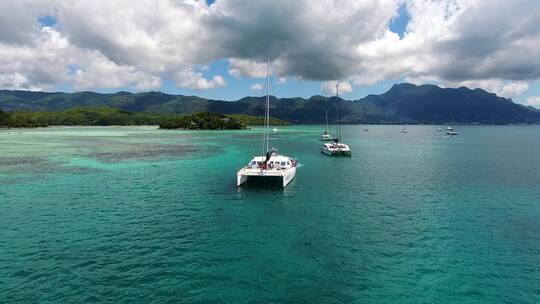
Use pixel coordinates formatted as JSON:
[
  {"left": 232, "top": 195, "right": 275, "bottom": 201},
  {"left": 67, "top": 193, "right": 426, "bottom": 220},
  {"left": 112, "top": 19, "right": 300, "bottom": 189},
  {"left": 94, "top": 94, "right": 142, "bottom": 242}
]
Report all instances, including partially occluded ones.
[{"left": 0, "top": 107, "right": 289, "bottom": 130}]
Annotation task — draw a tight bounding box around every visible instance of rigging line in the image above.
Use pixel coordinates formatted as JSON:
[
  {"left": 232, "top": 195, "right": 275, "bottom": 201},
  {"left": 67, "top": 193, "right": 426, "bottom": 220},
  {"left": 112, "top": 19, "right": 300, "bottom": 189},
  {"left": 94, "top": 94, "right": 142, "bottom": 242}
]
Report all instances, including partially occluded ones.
[
  {"left": 336, "top": 82, "right": 341, "bottom": 141},
  {"left": 325, "top": 95, "right": 329, "bottom": 132},
  {"left": 267, "top": 63, "right": 292, "bottom": 155},
  {"left": 271, "top": 75, "right": 291, "bottom": 155},
  {"left": 266, "top": 57, "right": 270, "bottom": 153},
  {"left": 262, "top": 62, "right": 269, "bottom": 157}
]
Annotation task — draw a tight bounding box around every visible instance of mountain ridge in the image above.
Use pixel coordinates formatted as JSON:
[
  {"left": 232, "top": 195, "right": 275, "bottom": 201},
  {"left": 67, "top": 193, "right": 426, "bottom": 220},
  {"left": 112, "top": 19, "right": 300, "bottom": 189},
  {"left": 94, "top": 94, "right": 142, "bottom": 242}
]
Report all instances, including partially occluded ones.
[{"left": 1, "top": 83, "right": 538, "bottom": 124}]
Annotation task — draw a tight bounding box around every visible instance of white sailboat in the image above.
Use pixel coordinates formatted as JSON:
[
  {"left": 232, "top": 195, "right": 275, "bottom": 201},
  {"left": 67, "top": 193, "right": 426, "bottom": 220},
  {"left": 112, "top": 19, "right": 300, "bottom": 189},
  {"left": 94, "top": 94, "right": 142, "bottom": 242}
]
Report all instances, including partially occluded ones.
[
  {"left": 320, "top": 95, "right": 333, "bottom": 141},
  {"left": 401, "top": 125, "right": 408, "bottom": 133},
  {"left": 321, "top": 83, "right": 352, "bottom": 157},
  {"left": 446, "top": 127, "right": 459, "bottom": 135},
  {"left": 237, "top": 60, "right": 298, "bottom": 188}
]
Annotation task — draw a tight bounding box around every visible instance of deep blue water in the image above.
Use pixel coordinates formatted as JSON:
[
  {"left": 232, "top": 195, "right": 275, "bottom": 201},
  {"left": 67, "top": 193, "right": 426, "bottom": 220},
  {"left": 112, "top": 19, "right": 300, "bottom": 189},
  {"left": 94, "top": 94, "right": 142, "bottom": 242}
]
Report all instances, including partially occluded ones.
[{"left": 1, "top": 125, "right": 540, "bottom": 303}]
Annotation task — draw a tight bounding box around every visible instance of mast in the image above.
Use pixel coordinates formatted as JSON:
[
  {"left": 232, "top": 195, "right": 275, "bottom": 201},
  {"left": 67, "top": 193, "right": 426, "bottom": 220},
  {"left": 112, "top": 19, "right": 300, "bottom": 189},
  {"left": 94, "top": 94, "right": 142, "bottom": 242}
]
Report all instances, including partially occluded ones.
[
  {"left": 325, "top": 94, "right": 329, "bottom": 133},
  {"left": 262, "top": 58, "right": 270, "bottom": 156},
  {"left": 336, "top": 82, "right": 341, "bottom": 142}
]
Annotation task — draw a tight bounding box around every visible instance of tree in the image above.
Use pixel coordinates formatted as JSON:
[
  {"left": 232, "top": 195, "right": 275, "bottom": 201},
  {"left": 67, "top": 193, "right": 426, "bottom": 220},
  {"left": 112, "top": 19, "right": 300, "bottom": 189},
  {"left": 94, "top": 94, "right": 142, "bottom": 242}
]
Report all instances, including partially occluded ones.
[{"left": 0, "top": 109, "right": 11, "bottom": 127}]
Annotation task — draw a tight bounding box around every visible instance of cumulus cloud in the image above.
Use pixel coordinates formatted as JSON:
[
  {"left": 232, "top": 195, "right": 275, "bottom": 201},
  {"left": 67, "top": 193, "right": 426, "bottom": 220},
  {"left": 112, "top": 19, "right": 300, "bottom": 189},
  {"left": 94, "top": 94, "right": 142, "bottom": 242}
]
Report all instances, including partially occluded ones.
[
  {"left": 228, "top": 67, "right": 241, "bottom": 79},
  {"left": 228, "top": 58, "right": 268, "bottom": 78},
  {"left": 500, "top": 82, "right": 529, "bottom": 98},
  {"left": 526, "top": 96, "right": 540, "bottom": 108},
  {"left": 0, "top": 0, "right": 539, "bottom": 96},
  {"left": 0, "top": 26, "right": 71, "bottom": 90},
  {"left": 250, "top": 83, "right": 263, "bottom": 91},
  {"left": 175, "top": 68, "right": 226, "bottom": 90},
  {"left": 321, "top": 81, "right": 353, "bottom": 95}
]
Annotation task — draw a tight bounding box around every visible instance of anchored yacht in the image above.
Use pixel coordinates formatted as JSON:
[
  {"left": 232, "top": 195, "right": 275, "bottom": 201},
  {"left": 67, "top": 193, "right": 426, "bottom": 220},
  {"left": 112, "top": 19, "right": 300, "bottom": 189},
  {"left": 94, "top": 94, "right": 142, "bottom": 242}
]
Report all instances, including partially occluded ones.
[
  {"left": 321, "top": 130, "right": 333, "bottom": 141},
  {"left": 446, "top": 127, "right": 459, "bottom": 136},
  {"left": 237, "top": 149, "right": 297, "bottom": 187},
  {"left": 237, "top": 59, "right": 298, "bottom": 187},
  {"left": 322, "top": 140, "right": 352, "bottom": 156},
  {"left": 321, "top": 83, "right": 351, "bottom": 157}
]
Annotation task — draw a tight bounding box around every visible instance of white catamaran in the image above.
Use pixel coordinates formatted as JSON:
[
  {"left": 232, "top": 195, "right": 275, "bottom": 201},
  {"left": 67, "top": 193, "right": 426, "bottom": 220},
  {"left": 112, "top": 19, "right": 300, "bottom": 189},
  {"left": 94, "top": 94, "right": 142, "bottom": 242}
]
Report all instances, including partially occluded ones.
[
  {"left": 321, "top": 83, "right": 352, "bottom": 157},
  {"left": 236, "top": 60, "right": 298, "bottom": 188}
]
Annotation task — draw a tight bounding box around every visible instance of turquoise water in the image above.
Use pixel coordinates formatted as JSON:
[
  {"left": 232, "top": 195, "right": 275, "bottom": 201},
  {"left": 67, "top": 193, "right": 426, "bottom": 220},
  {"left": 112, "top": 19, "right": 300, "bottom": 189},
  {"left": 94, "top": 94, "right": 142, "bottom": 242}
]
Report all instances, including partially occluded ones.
[{"left": 1, "top": 125, "right": 540, "bottom": 303}]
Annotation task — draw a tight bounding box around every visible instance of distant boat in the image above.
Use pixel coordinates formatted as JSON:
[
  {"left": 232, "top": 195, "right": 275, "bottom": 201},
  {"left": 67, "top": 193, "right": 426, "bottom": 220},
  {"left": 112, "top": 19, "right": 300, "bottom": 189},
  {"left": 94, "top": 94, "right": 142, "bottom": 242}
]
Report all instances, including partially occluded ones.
[
  {"left": 237, "top": 59, "right": 298, "bottom": 188},
  {"left": 272, "top": 128, "right": 278, "bottom": 132},
  {"left": 401, "top": 126, "right": 408, "bottom": 133},
  {"left": 321, "top": 83, "right": 352, "bottom": 157},
  {"left": 437, "top": 128, "right": 443, "bottom": 131},
  {"left": 320, "top": 130, "right": 333, "bottom": 141},
  {"left": 364, "top": 126, "right": 369, "bottom": 132},
  {"left": 320, "top": 94, "right": 333, "bottom": 141},
  {"left": 446, "top": 127, "right": 459, "bottom": 136}
]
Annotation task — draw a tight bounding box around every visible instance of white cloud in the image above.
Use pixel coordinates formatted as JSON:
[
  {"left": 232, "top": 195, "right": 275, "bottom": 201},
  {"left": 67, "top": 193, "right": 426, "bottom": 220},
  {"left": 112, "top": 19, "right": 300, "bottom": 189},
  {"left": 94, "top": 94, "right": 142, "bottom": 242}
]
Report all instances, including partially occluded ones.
[
  {"left": 277, "top": 77, "right": 287, "bottom": 84},
  {"left": 175, "top": 68, "right": 227, "bottom": 90},
  {"left": 72, "top": 50, "right": 162, "bottom": 91},
  {"left": 0, "top": 26, "right": 71, "bottom": 90},
  {"left": 228, "top": 67, "right": 241, "bottom": 79},
  {"left": 526, "top": 96, "right": 540, "bottom": 108},
  {"left": 250, "top": 83, "right": 263, "bottom": 91},
  {"left": 135, "top": 76, "right": 162, "bottom": 91},
  {"left": 500, "top": 82, "right": 529, "bottom": 98},
  {"left": 321, "top": 81, "right": 353, "bottom": 95},
  {"left": 1, "top": 0, "right": 540, "bottom": 94},
  {"left": 228, "top": 58, "right": 268, "bottom": 78}
]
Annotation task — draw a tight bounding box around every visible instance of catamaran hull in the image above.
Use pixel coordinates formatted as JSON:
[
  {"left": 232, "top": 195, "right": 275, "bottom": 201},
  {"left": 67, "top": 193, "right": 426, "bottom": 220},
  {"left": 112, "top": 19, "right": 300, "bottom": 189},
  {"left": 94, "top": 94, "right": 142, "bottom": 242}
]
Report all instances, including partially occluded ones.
[
  {"left": 237, "top": 167, "right": 296, "bottom": 188},
  {"left": 321, "top": 147, "right": 352, "bottom": 157}
]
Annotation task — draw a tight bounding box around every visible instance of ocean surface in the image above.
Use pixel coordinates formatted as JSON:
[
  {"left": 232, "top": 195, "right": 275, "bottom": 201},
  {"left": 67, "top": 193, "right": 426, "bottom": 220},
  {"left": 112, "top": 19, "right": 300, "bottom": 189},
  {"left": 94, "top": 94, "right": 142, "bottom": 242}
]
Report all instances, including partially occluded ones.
[{"left": 1, "top": 125, "right": 539, "bottom": 303}]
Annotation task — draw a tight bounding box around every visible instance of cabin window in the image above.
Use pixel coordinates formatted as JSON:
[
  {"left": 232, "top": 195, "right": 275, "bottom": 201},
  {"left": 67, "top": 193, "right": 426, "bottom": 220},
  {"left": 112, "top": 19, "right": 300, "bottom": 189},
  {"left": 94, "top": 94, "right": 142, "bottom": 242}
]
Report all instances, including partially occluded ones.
[
  {"left": 287, "top": 161, "right": 290, "bottom": 165},
  {"left": 281, "top": 162, "right": 286, "bottom": 165},
  {"left": 250, "top": 161, "right": 256, "bottom": 165}
]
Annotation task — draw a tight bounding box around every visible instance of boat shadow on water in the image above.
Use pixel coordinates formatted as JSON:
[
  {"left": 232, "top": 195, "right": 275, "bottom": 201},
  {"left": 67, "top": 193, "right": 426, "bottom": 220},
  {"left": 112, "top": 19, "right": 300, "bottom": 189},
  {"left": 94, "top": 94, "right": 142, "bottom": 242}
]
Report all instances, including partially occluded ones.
[{"left": 236, "top": 176, "right": 284, "bottom": 190}]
